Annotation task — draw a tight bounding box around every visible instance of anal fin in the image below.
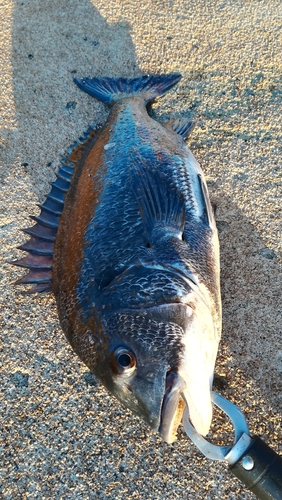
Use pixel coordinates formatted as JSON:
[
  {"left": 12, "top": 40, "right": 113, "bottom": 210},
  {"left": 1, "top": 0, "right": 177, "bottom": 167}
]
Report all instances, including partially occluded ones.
[{"left": 165, "top": 118, "right": 196, "bottom": 140}]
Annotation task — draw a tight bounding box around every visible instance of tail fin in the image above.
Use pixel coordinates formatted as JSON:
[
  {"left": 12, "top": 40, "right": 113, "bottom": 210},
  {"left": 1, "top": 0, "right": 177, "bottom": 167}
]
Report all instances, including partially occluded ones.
[{"left": 74, "top": 73, "right": 182, "bottom": 105}]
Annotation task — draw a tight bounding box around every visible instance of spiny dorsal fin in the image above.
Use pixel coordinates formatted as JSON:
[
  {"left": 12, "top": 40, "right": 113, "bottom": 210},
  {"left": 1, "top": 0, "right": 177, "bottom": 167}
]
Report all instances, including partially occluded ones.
[
  {"left": 11, "top": 164, "right": 72, "bottom": 293},
  {"left": 130, "top": 149, "right": 185, "bottom": 246},
  {"left": 11, "top": 127, "right": 98, "bottom": 293}
]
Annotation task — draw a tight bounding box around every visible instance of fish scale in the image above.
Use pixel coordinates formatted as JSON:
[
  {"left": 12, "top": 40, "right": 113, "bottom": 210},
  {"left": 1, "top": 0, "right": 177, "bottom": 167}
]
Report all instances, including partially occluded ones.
[{"left": 174, "top": 160, "right": 194, "bottom": 210}]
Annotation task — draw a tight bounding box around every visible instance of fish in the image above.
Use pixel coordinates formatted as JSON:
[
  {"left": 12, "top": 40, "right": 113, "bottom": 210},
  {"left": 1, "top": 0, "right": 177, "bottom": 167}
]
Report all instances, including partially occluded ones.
[{"left": 12, "top": 74, "right": 221, "bottom": 443}]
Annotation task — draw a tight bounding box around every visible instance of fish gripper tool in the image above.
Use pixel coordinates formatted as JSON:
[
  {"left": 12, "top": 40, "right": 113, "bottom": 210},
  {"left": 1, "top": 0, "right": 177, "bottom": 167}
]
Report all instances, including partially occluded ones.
[{"left": 182, "top": 392, "right": 282, "bottom": 500}]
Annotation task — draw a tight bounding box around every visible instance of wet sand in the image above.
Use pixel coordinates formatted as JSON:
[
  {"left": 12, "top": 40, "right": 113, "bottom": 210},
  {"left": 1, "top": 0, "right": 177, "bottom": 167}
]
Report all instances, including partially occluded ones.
[{"left": 1, "top": 1, "right": 281, "bottom": 498}]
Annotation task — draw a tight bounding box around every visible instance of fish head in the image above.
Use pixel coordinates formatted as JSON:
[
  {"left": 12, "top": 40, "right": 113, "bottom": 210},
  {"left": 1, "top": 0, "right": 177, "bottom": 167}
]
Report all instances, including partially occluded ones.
[
  {"left": 92, "top": 304, "right": 184, "bottom": 439},
  {"left": 90, "top": 295, "right": 218, "bottom": 444}
]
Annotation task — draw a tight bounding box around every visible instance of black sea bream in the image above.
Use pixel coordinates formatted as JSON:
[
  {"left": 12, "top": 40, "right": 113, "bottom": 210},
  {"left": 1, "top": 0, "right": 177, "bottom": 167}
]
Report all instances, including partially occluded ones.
[{"left": 13, "top": 74, "right": 221, "bottom": 443}]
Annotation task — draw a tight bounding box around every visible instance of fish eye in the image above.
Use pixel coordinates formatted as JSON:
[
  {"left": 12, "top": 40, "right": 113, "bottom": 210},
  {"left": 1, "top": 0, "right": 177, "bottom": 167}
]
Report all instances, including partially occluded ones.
[{"left": 111, "top": 347, "right": 136, "bottom": 376}]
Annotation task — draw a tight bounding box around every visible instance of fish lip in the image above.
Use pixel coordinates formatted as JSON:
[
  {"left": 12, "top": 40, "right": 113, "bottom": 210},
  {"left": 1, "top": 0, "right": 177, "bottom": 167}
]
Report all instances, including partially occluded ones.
[{"left": 159, "top": 372, "right": 186, "bottom": 444}]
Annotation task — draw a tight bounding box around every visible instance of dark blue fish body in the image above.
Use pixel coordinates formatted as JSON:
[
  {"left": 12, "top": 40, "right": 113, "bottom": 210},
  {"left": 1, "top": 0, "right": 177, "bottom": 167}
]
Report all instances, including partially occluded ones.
[{"left": 13, "top": 75, "right": 221, "bottom": 443}]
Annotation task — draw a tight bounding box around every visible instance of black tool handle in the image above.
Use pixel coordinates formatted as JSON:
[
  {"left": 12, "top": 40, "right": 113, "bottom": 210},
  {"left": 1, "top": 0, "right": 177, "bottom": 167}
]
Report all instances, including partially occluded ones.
[{"left": 229, "top": 435, "right": 282, "bottom": 499}]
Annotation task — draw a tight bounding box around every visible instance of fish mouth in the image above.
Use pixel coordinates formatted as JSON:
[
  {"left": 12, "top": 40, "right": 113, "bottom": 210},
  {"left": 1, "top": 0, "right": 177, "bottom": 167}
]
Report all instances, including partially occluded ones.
[{"left": 159, "top": 372, "right": 186, "bottom": 444}]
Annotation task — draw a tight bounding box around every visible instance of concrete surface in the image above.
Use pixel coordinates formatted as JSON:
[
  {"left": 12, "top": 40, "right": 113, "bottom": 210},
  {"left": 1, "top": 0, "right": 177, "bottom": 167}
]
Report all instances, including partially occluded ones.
[{"left": 1, "top": 0, "right": 281, "bottom": 498}]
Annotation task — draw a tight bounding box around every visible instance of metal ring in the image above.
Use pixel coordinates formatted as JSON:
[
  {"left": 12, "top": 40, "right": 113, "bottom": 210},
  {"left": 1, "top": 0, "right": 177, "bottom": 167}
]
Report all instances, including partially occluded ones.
[{"left": 182, "top": 392, "right": 250, "bottom": 461}]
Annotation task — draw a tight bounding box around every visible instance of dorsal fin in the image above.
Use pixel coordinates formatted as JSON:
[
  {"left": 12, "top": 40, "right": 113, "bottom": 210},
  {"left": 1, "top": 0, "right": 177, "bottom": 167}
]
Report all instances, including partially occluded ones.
[{"left": 11, "top": 127, "right": 97, "bottom": 293}]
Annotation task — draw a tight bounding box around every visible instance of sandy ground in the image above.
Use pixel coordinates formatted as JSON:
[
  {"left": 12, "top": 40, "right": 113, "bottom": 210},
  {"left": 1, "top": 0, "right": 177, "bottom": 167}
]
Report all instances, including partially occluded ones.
[{"left": 1, "top": 0, "right": 281, "bottom": 498}]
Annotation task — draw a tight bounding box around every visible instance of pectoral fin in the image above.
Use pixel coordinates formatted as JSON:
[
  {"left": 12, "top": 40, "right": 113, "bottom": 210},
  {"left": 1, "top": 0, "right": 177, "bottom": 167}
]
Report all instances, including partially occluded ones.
[{"left": 130, "top": 150, "right": 185, "bottom": 245}]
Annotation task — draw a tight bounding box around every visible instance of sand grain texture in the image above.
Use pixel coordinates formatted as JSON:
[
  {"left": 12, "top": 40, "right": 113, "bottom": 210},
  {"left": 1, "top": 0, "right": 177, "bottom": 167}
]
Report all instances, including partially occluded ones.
[{"left": 1, "top": 0, "right": 281, "bottom": 499}]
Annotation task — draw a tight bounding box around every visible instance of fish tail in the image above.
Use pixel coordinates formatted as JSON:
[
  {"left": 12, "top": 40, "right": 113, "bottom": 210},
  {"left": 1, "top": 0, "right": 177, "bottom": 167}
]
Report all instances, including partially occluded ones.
[{"left": 73, "top": 74, "right": 182, "bottom": 104}]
